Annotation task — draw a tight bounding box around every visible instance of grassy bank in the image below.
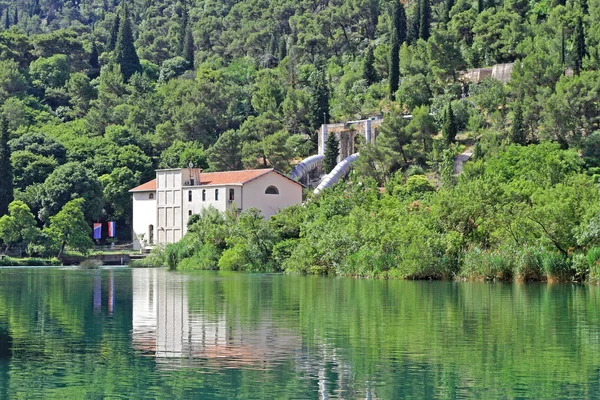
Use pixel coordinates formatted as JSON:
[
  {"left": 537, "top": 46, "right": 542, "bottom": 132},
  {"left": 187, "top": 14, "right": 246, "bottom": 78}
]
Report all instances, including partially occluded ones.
[{"left": 0, "top": 256, "right": 61, "bottom": 267}]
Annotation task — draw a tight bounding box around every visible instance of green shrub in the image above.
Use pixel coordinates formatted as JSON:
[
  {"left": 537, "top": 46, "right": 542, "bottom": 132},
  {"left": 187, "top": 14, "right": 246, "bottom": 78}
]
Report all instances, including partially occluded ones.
[
  {"left": 218, "top": 245, "right": 249, "bottom": 271},
  {"left": 542, "top": 252, "right": 572, "bottom": 282},
  {"left": 178, "top": 244, "right": 221, "bottom": 271},
  {"left": 515, "top": 247, "right": 545, "bottom": 281},
  {"left": 587, "top": 247, "right": 600, "bottom": 281},
  {"left": 460, "top": 247, "right": 515, "bottom": 281},
  {"left": 164, "top": 239, "right": 194, "bottom": 270},
  {"left": 271, "top": 239, "right": 298, "bottom": 269}
]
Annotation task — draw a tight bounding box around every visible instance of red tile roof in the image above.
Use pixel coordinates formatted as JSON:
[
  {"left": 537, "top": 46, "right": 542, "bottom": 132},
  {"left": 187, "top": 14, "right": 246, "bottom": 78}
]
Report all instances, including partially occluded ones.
[
  {"left": 130, "top": 169, "right": 302, "bottom": 192},
  {"left": 129, "top": 179, "right": 156, "bottom": 192},
  {"left": 195, "top": 169, "right": 273, "bottom": 185}
]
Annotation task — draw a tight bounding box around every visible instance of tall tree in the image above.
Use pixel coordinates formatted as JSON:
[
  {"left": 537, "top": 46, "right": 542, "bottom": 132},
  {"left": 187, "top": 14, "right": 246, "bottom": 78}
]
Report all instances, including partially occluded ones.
[
  {"left": 13, "top": 6, "right": 17, "bottom": 25},
  {"left": 408, "top": 0, "right": 421, "bottom": 44},
  {"left": 179, "top": 0, "right": 189, "bottom": 54},
  {"left": 182, "top": 22, "right": 194, "bottom": 70},
  {"left": 0, "top": 116, "right": 12, "bottom": 217},
  {"left": 4, "top": 8, "right": 10, "bottom": 30},
  {"left": 311, "top": 70, "right": 330, "bottom": 131},
  {"left": 363, "top": 46, "right": 377, "bottom": 85},
  {"left": 114, "top": 3, "right": 142, "bottom": 81},
  {"left": 442, "top": 102, "right": 457, "bottom": 144},
  {"left": 478, "top": 0, "right": 484, "bottom": 12},
  {"left": 108, "top": 12, "right": 120, "bottom": 51},
  {"left": 419, "top": 0, "right": 431, "bottom": 40},
  {"left": 573, "top": 16, "right": 586, "bottom": 75},
  {"left": 89, "top": 40, "right": 100, "bottom": 78},
  {"left": 510, "top": 100, "right": 526, "bottom": 145},
  {"left": 443, "top": 0, "right": 454, "bottom": 23},
  {"left": 389, "top": 1, "right": 406, "bottom": 100},
  {"left": 323, "top": 133, "right": 339, "bottom": 174}
]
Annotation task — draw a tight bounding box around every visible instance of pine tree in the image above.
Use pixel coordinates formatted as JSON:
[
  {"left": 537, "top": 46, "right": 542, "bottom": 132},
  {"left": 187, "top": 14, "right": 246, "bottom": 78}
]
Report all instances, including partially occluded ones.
[
  {"left": 323, "top": 133, "right": 339, "bottom": 174},
  {"left": 363, "top": 46, "right": 377, "bottom": 85},
  {"left": 442, "top": 102, "right": 457, "bottom": 145},
  {"left": 389, "top": 1, "right": 406, "bottom": 100},
  {"left": 0, "top": 116, "right": 13, "bottom": 217},
  {"left": 108, "top": 12, "right": 120, "bottom": 51},
  {"left": 408, "top": 0, "right": 421, "bottom": 44},
  {"left": 510, "top": 100, "right": 526, "bottom": 145},
  {"left": 182, "top": 22, "right": 194, "bottom": 70},
  {"left": 311, "top": 70, "right": 330, "bottom": 130},
  {"left": 443, "top": 0, "right": 454, "bottom": 23},
  {"left": 419, "top": 0, "right": 431, "bottom": 41},
  {"left": 114, "top": 3, "right": 142, "bottom": 81},
  {"left": 574, "top": 16, "right": 586, "bottom": 75}
]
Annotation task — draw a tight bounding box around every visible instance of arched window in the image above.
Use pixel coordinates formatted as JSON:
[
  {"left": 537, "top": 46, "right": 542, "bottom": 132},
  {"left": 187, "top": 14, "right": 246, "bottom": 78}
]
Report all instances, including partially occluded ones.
[
  {"left": 215, "top": 189, "right": 219, "bottom": 201},
  {"left": 188, "top": 210, "right": 192, "bottom": 216},
  {"left": 229, "top": 188, "right": 235, "bottom": 201},
  {"left": 149, "top": 193, "right": 154, "bottom": 200},
  {"left": 202, "top": 189, "right": 206, "bottom": 201},
  {"left": 188, "top": 190, "right": 192, "bottom": 202},
  {"left": 265, "top": 185, "right": 279, "bottom": 195}
]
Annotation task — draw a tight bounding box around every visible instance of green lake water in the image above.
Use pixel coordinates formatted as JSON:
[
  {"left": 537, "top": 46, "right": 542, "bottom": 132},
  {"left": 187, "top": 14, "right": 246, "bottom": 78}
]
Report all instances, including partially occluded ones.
[{"left": 1, "top": 268, "right": 600, "bottom": 399}]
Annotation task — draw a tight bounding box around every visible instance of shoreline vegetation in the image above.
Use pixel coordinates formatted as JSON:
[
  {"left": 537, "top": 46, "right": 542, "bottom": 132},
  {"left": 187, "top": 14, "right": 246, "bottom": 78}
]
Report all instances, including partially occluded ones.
[{"left": 135, "top": 143, "right": 600, "bottom": 284}]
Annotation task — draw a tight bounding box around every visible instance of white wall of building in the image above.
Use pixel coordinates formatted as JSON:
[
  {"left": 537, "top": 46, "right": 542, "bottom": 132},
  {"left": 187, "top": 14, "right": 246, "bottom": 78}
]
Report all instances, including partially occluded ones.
[
  {"left": 242, "top": 171, "right": 303, "bottom": 218},
  {"left": 132, "top": 191, "right": 156, "bottom": 250}
]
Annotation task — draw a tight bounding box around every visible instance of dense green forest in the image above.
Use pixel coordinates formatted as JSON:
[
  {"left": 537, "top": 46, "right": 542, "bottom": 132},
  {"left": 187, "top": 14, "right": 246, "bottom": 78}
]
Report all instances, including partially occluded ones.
[{"left": 0, "top": 0, "right": 599, "bottom": 278}]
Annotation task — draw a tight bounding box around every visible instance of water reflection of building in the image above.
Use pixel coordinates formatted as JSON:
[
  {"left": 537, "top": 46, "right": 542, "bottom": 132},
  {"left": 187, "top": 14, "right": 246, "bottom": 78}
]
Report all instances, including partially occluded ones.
[{"left": 131, "top": 269, "right": 379, "bottom": 399}]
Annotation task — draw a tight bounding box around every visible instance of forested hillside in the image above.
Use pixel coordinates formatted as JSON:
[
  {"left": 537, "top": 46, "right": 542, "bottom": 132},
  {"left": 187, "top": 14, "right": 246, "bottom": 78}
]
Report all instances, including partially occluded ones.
[{"left": 0, "top": 0, "right": 599, "bottom": 266}]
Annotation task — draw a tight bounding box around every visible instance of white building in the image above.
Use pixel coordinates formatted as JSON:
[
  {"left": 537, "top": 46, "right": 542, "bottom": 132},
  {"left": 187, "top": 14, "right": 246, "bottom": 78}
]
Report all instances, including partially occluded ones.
[{"left": 130, "top": 168, "right": 303, "bottom": 250}]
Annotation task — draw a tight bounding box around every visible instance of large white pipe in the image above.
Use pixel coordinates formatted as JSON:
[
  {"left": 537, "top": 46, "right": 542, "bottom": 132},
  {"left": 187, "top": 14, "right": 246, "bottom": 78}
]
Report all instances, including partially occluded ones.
[
  {"left": 290, "top": 154, "right": 324, "bottom": 181},
  {"left": 313, "top": 153, "right": 359, "bottom": 195}
]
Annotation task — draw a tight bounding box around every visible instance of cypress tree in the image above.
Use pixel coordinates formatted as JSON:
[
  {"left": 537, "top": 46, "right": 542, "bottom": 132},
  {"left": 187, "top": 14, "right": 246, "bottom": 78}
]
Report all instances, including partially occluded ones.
[
  {"left": 363, "top": 46, "right": 377, "bottom": 85},
  {"left": 311, "top": 70, "right": 330, "bottom": 130},
  {"left": 182, "top": 22, "right": 194, "bottom": 70},
  {"left": 4, "top": 8, "right": 10, "bottom": 30},
  {"left": 179, "top": 0, "right": 188, "bottom": 54},
  {"left": 13, "top": 6, "right": 17, "bottom": 25},
  {"left": 278, "top": 36, "right": 287, "bottom": 61},
  {"left": 408, "top": 0, "right": 421, "bottom": 44},
  {"left": 114, "top": 3, "right": 142, "bottom": 81},
  {"left": 478, "top": 0, "right": 484, "bottom": 12},
  {"left": 560, "top": 25, "right": 565, "bottom": 67},
  {"left": 443, "top": 0, "right": 454, "bottom": 23},
  {"left": 323, "top": 133, "right": 339, "bottom": 174},
  {"left": 419, "top": 0, "right": 431, "bottom": 41},
  {"left": 108, "top": 12, "right": 120, "bottom": 51},
  {"left": 574, "top": 16, "right": 586, "bottom": 75},
  {"left": 0, "top": 116, "right": 13, "bottom": 217},
  {"left": 442, "top": 102, "right": 457, "bottom": 145},
  {"left": 510, "top": 100, "right": 526, "bottom": 145},
  {"left": 89, "top": 40, "right": 100, "bottom": 78}
]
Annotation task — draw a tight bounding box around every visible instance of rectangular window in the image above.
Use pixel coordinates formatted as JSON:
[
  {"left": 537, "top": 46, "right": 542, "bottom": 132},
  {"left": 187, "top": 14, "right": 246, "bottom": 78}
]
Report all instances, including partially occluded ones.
[
  {"left": 215, "top": 189, "right": 219, "bottom": 201},
  {"left": 190, "top": 178, "right": 195, "bottom": 186},
  {"left": 229, "top": 188, "right": 235, "bottom": 201}
]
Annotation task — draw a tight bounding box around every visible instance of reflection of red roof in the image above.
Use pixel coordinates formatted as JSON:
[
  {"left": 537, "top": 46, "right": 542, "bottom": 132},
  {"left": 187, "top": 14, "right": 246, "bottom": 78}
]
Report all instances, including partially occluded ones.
[
  {"left": 130, "top": 179, "right": 157, "bottom": 192},
  {"left": 130, "top": 169, "right": 302, "bottom": 192}
]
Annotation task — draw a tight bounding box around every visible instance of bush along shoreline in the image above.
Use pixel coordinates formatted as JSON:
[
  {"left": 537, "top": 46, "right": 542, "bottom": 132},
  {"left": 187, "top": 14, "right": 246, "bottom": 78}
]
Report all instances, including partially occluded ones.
[{"left": 137, "top": 143, "right": 600, "bottom": 283}]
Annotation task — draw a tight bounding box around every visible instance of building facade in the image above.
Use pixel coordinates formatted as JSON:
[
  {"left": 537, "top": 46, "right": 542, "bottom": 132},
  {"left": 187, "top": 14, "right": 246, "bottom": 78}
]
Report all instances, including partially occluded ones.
[{"left": 130, "top": 168, "right": 303, "bottom": 250}]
